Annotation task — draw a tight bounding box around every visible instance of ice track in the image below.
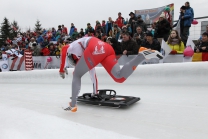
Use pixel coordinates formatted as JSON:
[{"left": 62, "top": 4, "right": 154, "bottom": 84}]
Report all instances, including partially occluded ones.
[{"left": 0, "top": 62, "right": 208, "bottom": 139}]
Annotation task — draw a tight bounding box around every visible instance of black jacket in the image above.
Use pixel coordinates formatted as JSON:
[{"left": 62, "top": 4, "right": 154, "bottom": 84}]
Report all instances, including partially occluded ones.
[
  {"left": 155, "top": 19, "right": 171, "bottom": 40},
  {"left": 121, "top": 39, "right": 139, "bottom": 55},
  {"left": 110, "top": 38, "right": 122, "bottom": 55},
  {"left": 194, "top": 41, "right": 208, "bottom": 52},
  {"left": 133, "top": 32, "right": 145, "bottom": 46},
  {"left": 141, "top": 39, "right": 161, "bottom": 52}
]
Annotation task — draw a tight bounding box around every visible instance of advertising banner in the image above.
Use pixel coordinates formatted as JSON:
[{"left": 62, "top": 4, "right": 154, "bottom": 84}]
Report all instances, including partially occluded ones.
[
  {"left": 135, "top": 3, "right": 174, "bottom": 25},
  {"left": 0, "top": 54, "right": 9, "bottom": 72}
]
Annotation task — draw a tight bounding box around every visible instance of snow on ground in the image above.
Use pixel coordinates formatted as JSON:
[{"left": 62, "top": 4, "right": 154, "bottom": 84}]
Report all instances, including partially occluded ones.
[{"left": 0, "top": 62, "right": 208, "bottom": 139}]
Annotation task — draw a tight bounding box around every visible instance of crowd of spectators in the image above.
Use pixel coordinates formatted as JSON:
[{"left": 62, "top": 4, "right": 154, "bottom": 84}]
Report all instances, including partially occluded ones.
[{"left": 1, "top": 1, "right": 207, "bottom": 60}]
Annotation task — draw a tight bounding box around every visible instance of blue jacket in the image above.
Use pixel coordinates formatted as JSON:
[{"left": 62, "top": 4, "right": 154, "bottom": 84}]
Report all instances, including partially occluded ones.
[
  {"left": 36, "top": 36, "right": 44, "bottom": 44},
  {"left": 105, "top": 21, "right": 113, "bottom": 34},
  {"left": 69, "top": 26, "right": 75, "bottom": 36},
  {"left": 186, "top": 7, "right": 194, "bottom": 21},
  {"left": 179, "top": 10, "right": 192, "bottom": 27}
]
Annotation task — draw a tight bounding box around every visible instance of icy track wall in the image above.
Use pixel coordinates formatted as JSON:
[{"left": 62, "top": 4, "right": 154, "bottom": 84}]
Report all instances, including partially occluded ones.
[{"left": 0, "top": 62, "right": 208, "bottom": 86}]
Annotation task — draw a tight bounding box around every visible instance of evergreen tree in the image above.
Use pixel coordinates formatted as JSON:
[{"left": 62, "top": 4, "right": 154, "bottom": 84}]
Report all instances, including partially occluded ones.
[
  {"left": 11, "top": 20, "right": 20, "bottom": 38},
  {"left": 34, "top": 20, "right": 42, "bottom": 32},
  {"left": 0, "top": 17, "right": 12, "bottom": 46}
]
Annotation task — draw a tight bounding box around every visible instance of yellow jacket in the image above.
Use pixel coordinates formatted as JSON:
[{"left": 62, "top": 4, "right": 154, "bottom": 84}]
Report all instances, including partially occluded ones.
[{"left": 167, "top": 41, "right": 185, "bottom": 54}]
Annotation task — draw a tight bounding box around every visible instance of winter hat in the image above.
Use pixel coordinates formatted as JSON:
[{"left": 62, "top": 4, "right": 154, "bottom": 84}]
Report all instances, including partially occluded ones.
[
  {"left": 165, "top": 6, "right": 170, "bottom": 11},
  {"left": 129, "top": 12, "right": 135, "bottom": 16},
  {"left": 137, "top": 15, "right": 142, "bottom": 18},
  {"left": 181, "top": 6, "right": 186, "bottom": 10}
]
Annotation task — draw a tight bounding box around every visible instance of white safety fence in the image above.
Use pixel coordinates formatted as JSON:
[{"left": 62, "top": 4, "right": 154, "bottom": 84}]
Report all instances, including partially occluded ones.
[{"left": 0, "top": 54, "right": 192, "bottom": 71}]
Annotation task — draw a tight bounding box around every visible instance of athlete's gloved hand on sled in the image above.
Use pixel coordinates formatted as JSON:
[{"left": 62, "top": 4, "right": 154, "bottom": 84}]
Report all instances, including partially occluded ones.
[{"left": 59, "top": 68, "right": 68, "bottom": 79}]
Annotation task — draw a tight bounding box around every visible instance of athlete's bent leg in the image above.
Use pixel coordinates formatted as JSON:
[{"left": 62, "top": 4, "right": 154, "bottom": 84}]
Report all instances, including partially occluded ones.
[{"left": 101, "top": 53, "right": 145, "bottom": 83}]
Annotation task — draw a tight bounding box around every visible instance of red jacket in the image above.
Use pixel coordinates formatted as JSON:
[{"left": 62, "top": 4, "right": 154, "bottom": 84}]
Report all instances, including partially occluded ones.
[
  {"left": 115, "top": 16, "right": 124, "bottom": 28},
  {"left": 62, "top": 27, "right": 68, "bottom": 34},
  {"left": 41, "top": 47, "right": 50, "bottom": 56}
]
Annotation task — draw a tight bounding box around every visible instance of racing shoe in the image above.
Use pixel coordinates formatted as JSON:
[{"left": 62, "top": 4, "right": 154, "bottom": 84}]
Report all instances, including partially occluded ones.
[
  {"left": 139, "top": 47, "right": 163, "bottom": 60},
  {"left": 62, "top": 103, "right": 77, "bottom": 112}
]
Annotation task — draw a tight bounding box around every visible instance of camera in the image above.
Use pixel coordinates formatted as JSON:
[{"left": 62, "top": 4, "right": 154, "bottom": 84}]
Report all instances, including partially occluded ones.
[{"left": 32, "top": 42, "right": 37, "bottom": 47}]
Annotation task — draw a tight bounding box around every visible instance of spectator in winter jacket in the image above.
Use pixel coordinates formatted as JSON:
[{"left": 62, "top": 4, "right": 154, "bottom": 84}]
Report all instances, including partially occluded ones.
[
  {"left": 133, "top": 26, "right": 145, "bottom": 46},
  {"left": 48, "top": 43, "right": 56, "bottom": 56},
  {"left": 141, "top": 32, "right": 161, "bottom": 52},
  {"left": 107, "top": 37, "right": 122, "bottom": 55},
  {"left": 121, "top": 32, "right": 139, "bottom": 55},
  {"left": 41, "top": 37, "right": 49, "bottom": 48},
  {"left": 150, "top": 22, "right": 157, "bottom": 37},
  {"left": 85, "top": 23, "right": 95, "bottom": 35},
  {"left": 95, "top": 20, "right": 101, "bottom": 31},
  {"left": 128, "top": 12, "right": 137, "bottom": 36},
  {"left": 41, "top": 47, "right": 50, "bottom": 56},
  {"left": 123, "top": 21, "right": 132, "bottom": 34},
  {"left": 62, "top": 25, "right": 68, "bottom": 35},
  {"left": 36, "top": 33, "right": 44, "bottom": 44},
  {"left": 57, "top": 25, "right": 62, "bottom": 35},
  {"left": 105, "top": 17, "right": 114, "bottom": 36},
  {"left": 101, "top": 20, "right": 106, "bottom": 34},
  {"left": 198, "top": 25, "right": 208, "bottom": 41},
  {"left": 79, "top": 28, "right": 85, "bottom": 37},
  {"left": 69, "top": 23, "right": 75, "bottom": 36},
  {"left": 95, "top": 22, "right": 104, "bottom": 34},
  {"left": 136, "top": 15, "right": 147, "bottom": 33},
  {"left": 71, "top": 28, "right": 79, "bottom": 40},
  {"left": 115, "top": 12, "right": 125, "bottom": 29},
  {"left": 154, "top": 12, "right": 171, "bottom": 41},
  {"left": 122, "top": 25, "right": 132, "bottom": 36},
  {"left": 29, "top": 37, "right": 37, "bottom": 48},
  {"left": 167, "top": 30, "right": 185, "bottom": 54},
  {"left": 195, "top": 32, "right": 208, "bottom": 53},
  {"left": 185, "top": 2, "right": 194, "bottom": 21},
  {"left": 180, "top": 6, "right": 192, "bottom": 45},
  {"left": 111, "top": 24, "right": 121, "bottom": 41},
  {"left": 51, "top": 27, "right": 56, "bottom": 37}
]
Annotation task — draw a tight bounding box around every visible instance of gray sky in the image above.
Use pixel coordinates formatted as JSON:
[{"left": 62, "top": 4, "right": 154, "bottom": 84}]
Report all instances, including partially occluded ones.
[{"left": 0, "top": 0, "right": 207, "bottom": 32}]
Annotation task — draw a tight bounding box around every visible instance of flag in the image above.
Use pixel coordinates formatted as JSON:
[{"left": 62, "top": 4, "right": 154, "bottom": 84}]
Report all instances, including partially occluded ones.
[
  {"left": 161, "top": 39, "right": 172, "bottom": 59},
  {"left": 186, "top": 37, "right": 195, "bottom": 50},
  {"left": 173, "top": 20, "right": 180, "bottom": 37}
]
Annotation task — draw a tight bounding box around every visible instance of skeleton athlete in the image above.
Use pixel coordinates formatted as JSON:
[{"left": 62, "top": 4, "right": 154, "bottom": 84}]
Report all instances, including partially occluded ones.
[{"left": 59, "top": 36, "right": 163, "bottom": 112}]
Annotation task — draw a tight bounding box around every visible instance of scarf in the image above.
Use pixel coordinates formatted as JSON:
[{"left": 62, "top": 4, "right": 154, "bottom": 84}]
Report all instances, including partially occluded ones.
[{"left": 170, "top": 38, "right": 179, "bottom": 45}]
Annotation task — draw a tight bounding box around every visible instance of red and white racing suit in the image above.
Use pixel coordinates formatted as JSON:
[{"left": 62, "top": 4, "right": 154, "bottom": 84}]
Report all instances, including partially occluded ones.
[{"left": 60, "top": 37, "right": 146, "bottom": 107}]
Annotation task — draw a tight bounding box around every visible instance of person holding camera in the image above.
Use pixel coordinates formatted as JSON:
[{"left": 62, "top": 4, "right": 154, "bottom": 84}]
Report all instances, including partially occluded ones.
[{"left": 29, "top": 37, "right": 40, "bottom": 56}]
